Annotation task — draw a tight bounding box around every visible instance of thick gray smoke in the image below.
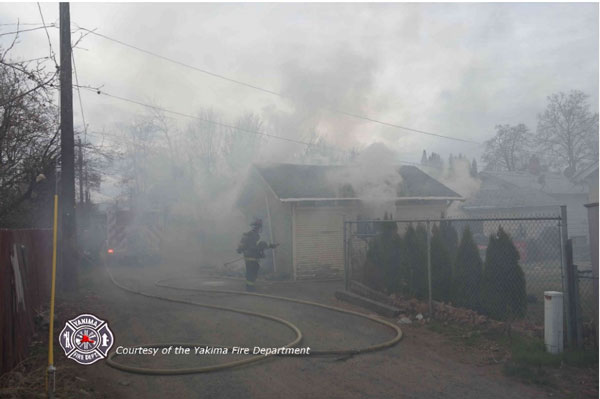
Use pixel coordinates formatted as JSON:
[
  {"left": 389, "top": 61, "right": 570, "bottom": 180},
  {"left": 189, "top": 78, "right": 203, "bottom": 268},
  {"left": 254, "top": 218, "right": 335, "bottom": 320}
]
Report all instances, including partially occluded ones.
[
  {"left": 147, "top": 68, "right": 391, "bottom": 268},
  {"left": 326, "top": 143, "right": 403, "bottom": 200},
  {"left": 98, "top": 38, "right": 484, "bottom": 271},
  {"left": 423, "top": 157, "right": 481, "bottom": 217},
  {"left": 261, "top": 45, "right": 383, "bottom": 160}
]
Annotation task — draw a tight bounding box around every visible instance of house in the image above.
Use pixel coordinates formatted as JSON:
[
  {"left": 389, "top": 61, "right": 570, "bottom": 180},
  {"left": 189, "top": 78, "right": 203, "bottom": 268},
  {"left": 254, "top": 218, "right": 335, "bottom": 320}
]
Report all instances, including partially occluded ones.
[
  {"left": 461, "top": 170, "right": 591, "bottom": 259},
  {"left": 460, "top": 172, "right": 560, "bottom": 215},
  {"left": 572, "top": 160, "right": 599, "bottom": 205},
  {"left": 237, "top": 163, "right": 462, "bottom": 280}
]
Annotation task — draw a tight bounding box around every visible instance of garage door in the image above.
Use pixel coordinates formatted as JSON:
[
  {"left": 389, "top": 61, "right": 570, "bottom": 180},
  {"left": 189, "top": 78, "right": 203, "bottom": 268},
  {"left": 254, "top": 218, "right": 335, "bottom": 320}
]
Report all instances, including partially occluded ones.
[{"left": 294, "top": 206, "right": 352, "bottom": 280}]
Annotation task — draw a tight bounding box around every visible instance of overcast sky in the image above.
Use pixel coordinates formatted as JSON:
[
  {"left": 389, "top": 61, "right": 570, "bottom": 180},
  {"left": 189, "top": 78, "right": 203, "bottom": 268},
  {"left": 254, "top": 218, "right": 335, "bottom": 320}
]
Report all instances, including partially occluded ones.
[{"left": 0, "top": 2, "right": 598, "bottom": 164}]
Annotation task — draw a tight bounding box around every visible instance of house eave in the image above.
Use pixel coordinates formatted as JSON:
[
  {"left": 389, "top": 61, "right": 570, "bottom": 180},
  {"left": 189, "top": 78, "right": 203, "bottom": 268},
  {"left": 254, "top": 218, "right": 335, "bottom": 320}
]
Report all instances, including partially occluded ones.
[
  {"left": 462, "top": 204, "right": 558, "bottom": 211},
  {"left": 279, "top": 196, "right": 465, "bottom": 203}
]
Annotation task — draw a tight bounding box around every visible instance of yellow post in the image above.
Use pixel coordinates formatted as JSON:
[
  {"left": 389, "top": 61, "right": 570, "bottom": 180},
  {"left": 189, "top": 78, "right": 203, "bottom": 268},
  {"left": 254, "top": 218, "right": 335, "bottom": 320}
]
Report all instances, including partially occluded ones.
[{"left": 46, "top": 194, "right": 59, "bottom": 397}]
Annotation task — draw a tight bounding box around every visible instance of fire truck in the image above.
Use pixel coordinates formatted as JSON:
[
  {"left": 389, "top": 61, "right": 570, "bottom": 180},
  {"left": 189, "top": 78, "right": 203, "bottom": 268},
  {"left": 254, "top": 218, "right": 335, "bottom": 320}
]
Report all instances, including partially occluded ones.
[{"left": 105, "top": 205, "right": 165, "bottom": 265}]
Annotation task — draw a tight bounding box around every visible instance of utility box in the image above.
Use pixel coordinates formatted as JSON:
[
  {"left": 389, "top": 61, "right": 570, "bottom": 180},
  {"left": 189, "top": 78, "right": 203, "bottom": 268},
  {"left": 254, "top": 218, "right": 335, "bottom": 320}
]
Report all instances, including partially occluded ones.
[{"left": 544, "top": 291, "right": 564, "bottom": 354}]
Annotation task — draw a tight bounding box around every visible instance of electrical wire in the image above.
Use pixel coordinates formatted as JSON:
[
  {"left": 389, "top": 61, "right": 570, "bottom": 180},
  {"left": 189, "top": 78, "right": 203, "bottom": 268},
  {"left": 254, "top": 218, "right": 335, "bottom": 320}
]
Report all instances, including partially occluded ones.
[
  {"left": 83, "top": 87, "right": 319, "bottom": 146},
  {"left": 72, "top": 53, "right": 88, "bottom": 144},
  {"left": 1, "top": 17, "right": 478, "bottom": 161},
  {"left": 82, "top": 87, "right": 423, "bottom": 166},
  {"left": 75, "top": 26, "right": 480, "bottom": 145},
  {"left": 36, "top": 3, "right": 57, "bottom": 66},
  {"left": 1, "top": 20, "right": 482, "bottom": 145},
  {"left": 0, "top": 22, "right": 47, "bottom": 26},
  {"left": 0, "top": 25, "right": 55, "bottom": 37}
]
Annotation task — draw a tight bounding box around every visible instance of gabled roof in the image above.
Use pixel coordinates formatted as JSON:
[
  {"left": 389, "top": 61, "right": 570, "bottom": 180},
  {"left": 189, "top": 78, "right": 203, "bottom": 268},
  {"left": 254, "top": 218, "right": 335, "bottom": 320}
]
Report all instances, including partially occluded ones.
[
  {"left": 254, "top": 163, "right": 462, "bottom": 202},
  {"left": 572, "top": 160, "right": 599, "bottom": 183},
  {"left": 463, "top": 173, "right": 560, "bottom": 210},
  {"left": 482, "top": 171, "right": 587, "bottom": 195}
]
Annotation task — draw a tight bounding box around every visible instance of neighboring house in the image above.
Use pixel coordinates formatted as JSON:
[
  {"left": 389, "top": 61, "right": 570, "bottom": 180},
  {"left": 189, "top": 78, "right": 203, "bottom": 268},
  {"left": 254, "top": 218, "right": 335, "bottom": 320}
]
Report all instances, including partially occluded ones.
[
  {"left": 461, "top": 170, "right": 591, "bottom": 259},
  {"left": 460, "top": 172, "right": 561, "bottom": 216},
  {"left": 237, "top": 163, "right": 462, "bottom": 280},
  {"left": 572, "top": 160, "right": 599, "bottom": 205},
  {"left": 459, "top": 172, "right": 560, "bottom": 242}
]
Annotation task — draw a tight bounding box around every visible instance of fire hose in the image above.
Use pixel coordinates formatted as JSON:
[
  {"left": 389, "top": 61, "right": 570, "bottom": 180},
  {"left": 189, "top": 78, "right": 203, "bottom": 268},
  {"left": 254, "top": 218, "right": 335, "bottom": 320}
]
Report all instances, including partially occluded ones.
[
  {"left": 222, "top": 256, "right": 243, "bottom": 266},
  {"left": 103, "top": 264, "right": 403, "bottom": 375}
]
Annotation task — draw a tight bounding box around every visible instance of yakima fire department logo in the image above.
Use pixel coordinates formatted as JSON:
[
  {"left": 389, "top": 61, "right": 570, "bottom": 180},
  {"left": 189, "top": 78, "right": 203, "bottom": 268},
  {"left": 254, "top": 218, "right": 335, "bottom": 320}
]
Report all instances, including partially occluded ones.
[{"left": 59, "top": 314, "right": 114, "bottom": 365}]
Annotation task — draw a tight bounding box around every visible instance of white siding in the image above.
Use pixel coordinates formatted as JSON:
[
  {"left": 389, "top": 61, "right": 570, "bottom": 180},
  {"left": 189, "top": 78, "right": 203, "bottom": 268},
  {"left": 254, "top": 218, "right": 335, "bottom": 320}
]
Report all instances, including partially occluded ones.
[
  {"left": 294, "top": 205, "right": 355, "bottom": 280},
  {"left": 265, "top": 191, "right": 293, "bottom": 277},
  {"left": 395, "top": 202, "right": 448, "bottom": 220},
  {"left": 292, "top": 201, "right": 450, "bottom": 280}
]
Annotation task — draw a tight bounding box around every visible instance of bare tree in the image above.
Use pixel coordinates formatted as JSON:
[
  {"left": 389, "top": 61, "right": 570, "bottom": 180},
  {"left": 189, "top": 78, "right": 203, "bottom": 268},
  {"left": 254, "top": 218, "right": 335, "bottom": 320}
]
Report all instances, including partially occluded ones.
[
  {"left": 115, "top": 117, "right": 167, "bottom": 205},
  {"left": 75, "top": 134, "right": 114, "bottom": 204},
  {"left": 184, "top": 108, "right": 230, "bottom": 178},
  {"left": 294, "top": 130, "right": 355, "bottom": 165},
  {"left": 482, "top": 124, "right": 531, "bottom": 172},
  {"left": 536, "top": 90, "right": 598, "bottom": 175},
  {"left": 225, "top": 112, "right": 263, "bottom": 171},
  {"left": 148, "top": 106, "right": 176, "bottom": 164},
  {"left": 0, "top": 43, "right": 60, "bottom": 226}
]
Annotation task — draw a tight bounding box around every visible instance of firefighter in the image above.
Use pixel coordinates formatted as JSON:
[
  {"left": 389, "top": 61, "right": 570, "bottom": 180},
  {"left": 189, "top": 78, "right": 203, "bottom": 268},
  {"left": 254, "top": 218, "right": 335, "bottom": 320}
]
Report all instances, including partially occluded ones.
[{"left": 237, "top": 218, "right": 277, "bottom": 291}]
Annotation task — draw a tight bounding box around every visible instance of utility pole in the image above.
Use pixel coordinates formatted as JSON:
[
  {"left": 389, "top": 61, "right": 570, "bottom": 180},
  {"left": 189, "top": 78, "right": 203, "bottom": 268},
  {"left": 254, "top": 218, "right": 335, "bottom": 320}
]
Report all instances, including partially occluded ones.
[
  {"left": 78, "top": 137, "right": 83, "bottom": 204},
  {"left": 85, "top": 165, "right": 90, "bottom": 203},
  {"left": 426, "top": 220, "right": 432, "bottom": 317},
  {"left": 60, "top": 2, "right": 78, "bottom": 291}
]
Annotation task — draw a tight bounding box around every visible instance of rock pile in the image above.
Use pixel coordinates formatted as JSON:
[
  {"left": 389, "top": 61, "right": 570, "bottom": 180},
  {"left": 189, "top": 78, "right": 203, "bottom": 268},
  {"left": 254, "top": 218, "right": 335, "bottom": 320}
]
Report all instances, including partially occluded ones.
[{"left": 389, "top": 295, "right": 542, "bottom": 338}]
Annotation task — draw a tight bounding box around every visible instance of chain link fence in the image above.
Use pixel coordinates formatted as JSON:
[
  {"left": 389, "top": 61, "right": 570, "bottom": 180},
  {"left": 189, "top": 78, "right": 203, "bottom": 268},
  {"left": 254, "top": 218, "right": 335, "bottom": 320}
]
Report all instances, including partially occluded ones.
[
  {"left": 344, "top": 216, "right": 566, "bottom": 327},
  {"left": 576, "top": 270, "right": 596, "bottom": 342},
  {"left": 572, "top": 239, "right": 597, "bottom": 345}
]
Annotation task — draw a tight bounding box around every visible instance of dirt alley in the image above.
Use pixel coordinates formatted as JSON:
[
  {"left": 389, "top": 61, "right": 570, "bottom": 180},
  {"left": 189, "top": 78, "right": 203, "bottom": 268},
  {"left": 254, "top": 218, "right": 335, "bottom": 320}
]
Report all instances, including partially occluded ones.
[{"left": 54, "top": 263, "right": 567, "bottom": 399}]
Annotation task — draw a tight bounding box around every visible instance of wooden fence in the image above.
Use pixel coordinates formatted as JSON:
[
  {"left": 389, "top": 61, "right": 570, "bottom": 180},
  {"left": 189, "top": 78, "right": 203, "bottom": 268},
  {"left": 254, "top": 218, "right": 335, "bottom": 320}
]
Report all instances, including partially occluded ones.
[{"left": 0, "top": 229, "right": 52, "bottom": 374}]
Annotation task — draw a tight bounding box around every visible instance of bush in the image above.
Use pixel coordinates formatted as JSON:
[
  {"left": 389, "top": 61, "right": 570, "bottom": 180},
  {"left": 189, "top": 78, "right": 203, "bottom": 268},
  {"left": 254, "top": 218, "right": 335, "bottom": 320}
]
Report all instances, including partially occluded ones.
[
  {"left": 452, "top": 226, "right": 483, "bottom": 311},
  {"left": 363, "top": 213, "right": 404, "bottom": 293},
  {"left": 439, "top": 220, "right": 459, "bottom": 261},
  {"left": 404, "top": 223, "right": 428, "bottom": 299},
  {"left": 481, "top": 227, "right": 527, "bottom": 320},
  {"left": 431, "top": 224, "right": 453, "bottom": 302}
]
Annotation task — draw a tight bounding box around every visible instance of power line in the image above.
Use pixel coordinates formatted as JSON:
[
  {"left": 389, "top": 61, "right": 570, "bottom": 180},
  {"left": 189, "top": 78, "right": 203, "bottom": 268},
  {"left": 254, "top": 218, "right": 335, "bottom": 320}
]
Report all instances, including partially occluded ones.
[
  {"left": 12, "top": 22, "right": 479, "bottom": 145},
  {"left": 0, "top": 24, "right": 56, "bottom": 37},
  {"left": 36, "top": 3, "right": 57, "bottom": 65},
  {"left": 76, "top": 26, "right": 480, "bottom": 145},
  {"left": 2, "top": 18, "right": 479, "bottom": 155},
  {"left": 72, "top": 51, "right": 90, "bottom": 206},
  {"left": 81, "top": 87, "right": 422, "bottom": 166},
  {"left": 82, "top": 87, "right": 332, "bottom": 147},
  {"left": 77, "top": 27, "right": 282, "bottom": 96},
  {"left": 329, "top": 109, "right": 479, "bottom": 144},
  {"left": 0, "top": 22, "right": 48, "bottom": 26},
  {"left": 72, "top": 53, "right": 88, "bottom": 143}
]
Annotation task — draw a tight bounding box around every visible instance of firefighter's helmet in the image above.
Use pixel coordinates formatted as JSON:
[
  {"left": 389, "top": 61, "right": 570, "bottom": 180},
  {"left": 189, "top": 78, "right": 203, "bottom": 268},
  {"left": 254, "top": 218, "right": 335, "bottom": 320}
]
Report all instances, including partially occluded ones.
[{"left": 250, "top": 218, "right": 263, "bottom": 228}]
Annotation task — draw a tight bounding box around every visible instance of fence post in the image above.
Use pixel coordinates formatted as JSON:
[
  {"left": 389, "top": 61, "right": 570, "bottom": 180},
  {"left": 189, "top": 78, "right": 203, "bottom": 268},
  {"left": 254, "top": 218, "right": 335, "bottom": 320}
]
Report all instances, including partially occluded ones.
[
  {"left": 427, "top": 219, "right": 432, "bottom": 317},
  {"left": 348, "top": 223, "right": 353, "bottom": 290},
  {"left": 560, "top": 205, "right": 574, "bottom": 347},
  {"left": 565, "top": 239, "right": 583, "bottom": 349},
  {"left": 573, "top": 264, "right": 583, "bottom": 349},
  {"left": 343, "top": 221, "right": 348, "bottom": 291},
  {"left": 584, "top": 202, "right": 598, "bottom": 348}
]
